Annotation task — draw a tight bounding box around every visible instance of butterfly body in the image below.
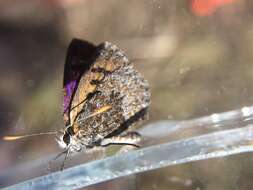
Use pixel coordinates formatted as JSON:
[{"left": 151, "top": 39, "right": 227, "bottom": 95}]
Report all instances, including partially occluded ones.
[{"left": 60, "top": 39, "right": 150, "bottom": 153}]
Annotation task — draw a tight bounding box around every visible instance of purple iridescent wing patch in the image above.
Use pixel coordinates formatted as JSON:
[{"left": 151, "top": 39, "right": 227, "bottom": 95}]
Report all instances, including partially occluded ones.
[
  {"left": 63, "top": 80, "right": 77, "bottom": 113},
  {"left": 63, "top": 39, "right": 97, "bottom": 124}
]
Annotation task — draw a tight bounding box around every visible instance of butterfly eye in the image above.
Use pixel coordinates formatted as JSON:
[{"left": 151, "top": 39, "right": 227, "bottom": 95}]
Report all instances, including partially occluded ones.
[
  {"left": 63, "top": 133, "right": 70, "bottom": 145},
  {"left": 66, "top": 127, "right": 74, "bottom": 136},
  {"left": 62, "top": 127, "right": 75, "bottom": 145}
]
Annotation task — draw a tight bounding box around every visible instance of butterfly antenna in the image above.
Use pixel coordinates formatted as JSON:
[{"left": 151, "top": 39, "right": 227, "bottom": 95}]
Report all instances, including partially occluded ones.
[
  {"left": 3, "top": 131, "right": 57, "bottom": 141},
  {"left": 60, "top": 148, "right": 70, "bottom": 171},
  {"left": 54, "top": 149, "right": 68, "bottom": 161}
]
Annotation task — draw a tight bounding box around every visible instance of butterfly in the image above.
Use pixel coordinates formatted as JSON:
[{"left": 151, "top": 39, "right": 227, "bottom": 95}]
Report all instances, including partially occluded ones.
[
  {"left": 59, "top": 39, "right": 150, "bottom": 154},
  {"left": 4, "top": 39, "right": 150, "bottom": 167}
]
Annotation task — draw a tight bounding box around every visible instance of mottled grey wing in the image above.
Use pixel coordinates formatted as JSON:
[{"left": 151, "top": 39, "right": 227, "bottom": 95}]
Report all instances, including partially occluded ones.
[
  {"left": 72, "top": 42, "right": 150, "bottom": 143},
  {"left": 76, "top": 92, "right": 125, "bottom": 141}
]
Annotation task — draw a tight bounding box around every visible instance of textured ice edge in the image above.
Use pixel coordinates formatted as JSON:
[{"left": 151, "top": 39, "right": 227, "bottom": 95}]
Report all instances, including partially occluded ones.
[{"left": 4, "top": 106, "right": 253, "bottom": 190}]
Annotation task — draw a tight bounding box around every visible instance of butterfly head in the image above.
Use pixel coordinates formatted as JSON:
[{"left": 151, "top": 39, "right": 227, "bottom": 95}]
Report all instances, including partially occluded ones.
[
  {"left": 56, "top": 125, "right": 86, "bottom": 153},
  {"left": 56, "top": 126, "right": 74, "bottom": 149}
]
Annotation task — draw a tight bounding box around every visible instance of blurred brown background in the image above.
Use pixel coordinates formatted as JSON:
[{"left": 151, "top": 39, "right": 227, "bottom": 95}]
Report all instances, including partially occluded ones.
[{"left": 0, "top": 0, "right": 253, "bottom": 189}]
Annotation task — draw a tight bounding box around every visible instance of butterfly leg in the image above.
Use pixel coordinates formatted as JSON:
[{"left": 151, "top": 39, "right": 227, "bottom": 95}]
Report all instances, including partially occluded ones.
[{"left": 100, "top": 131, "right": 141, "bottom": 147}]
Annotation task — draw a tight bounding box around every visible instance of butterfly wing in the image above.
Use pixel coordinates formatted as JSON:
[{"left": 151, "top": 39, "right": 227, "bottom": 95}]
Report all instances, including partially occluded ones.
[
  {"left": 63, "top": 39, "right": 97, "bottom": 124},
  {"left": 69, "top": 42, "right": 150, "bottom": 144}
]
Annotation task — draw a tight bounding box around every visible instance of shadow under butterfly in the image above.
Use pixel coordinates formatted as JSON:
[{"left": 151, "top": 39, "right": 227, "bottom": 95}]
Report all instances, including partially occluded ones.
[{"left": 4, "top": 39, "right": 151, "bottom": 169}]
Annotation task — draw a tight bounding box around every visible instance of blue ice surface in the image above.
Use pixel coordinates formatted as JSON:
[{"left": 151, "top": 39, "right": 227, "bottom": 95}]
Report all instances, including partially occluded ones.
[{"left": 3, "top": 106, "right": 253, "bottom": 190}]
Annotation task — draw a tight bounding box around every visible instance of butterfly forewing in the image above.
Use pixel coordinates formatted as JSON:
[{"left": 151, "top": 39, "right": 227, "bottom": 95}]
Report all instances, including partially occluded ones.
[{"left": 63, "top": 39, "right": 97, "bottom": 124}]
